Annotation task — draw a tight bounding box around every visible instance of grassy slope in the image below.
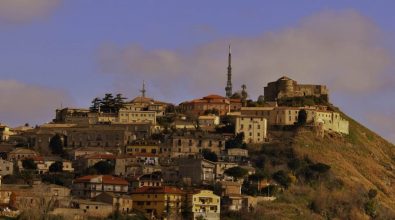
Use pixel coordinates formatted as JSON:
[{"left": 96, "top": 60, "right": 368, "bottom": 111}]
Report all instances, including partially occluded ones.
[{"left": 255, "top": 113, "right": 395, "bottom": 219}]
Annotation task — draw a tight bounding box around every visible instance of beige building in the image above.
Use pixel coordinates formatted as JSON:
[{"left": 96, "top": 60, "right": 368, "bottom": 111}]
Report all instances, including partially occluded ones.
[
  {"left": 118, "top": 109, "right": 156, "bottom": 125},
  {"left": 7, "top": 148, "right": 38, "bottom": 161},
  {"left": 198, "top": 115, "right": 220, "bottom": 127},
  {"left": 235, "top": 115, "right": 267, "bottom": 144},
  {"left": 124, "top": 96, "right": 169, "bottom": 117},
  {"left": 0, "top": 159, "right": 14, "bottom": 176},
  {"left": 169, "top": 133, "right": 225, "bottom": 158},
  {"left": 240, "top": 106, "right": 349, "bottom": 134},
  {"left": 94, "top": 192, "right": 133, "bottom": 214},
  {"left": 0, "top": 124, "right": 13, "bottom": 142},
  {"left": 72, "top": 175, "right": 129, "bottom": 199},
  {"left": 178, "top": 158, "right": 216, "bottom": 186}
]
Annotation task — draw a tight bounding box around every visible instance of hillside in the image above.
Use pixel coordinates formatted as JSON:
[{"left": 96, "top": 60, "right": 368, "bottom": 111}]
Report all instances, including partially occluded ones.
[{"left": 232, "top": 111, "right": 395, "bottom": 220}]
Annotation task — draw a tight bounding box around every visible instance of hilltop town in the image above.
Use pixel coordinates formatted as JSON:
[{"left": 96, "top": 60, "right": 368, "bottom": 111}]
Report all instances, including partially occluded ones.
[{"left": 0, "top": 47, "right": 386, "bottom": 220}]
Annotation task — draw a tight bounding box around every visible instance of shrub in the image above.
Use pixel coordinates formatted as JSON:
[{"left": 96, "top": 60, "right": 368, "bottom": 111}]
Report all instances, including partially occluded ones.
[
  {"left": 22, "top": 158, "right": 37, "bottom": 170},
  {"left": 272, "top": 170, "right": 292, "bottom": 189},
  {"left": 93, "top": 161, "right": 114, "bottom": 174},
  {"left": 224, "top": 167, "right": 248, "bottom": 180},
  {"left": 202, "top": 149, "right": 218, "bottom": 162}
]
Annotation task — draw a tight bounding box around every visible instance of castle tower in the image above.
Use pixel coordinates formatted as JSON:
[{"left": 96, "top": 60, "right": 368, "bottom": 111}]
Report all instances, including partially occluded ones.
[{"left": 225, "top": 44, "right": 233, "bottom": 98}]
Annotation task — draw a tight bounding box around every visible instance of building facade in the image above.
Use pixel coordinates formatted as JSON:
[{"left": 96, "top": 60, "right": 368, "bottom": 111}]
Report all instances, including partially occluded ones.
[
  {"left": 72, "top": 175, "right": 129, "bottom": 199},
  {"left": 235, "top": 116, "right": 267, "bottom": 143},
  {"left": 131, "top": 186, "right": 183, "bottom": 219}
]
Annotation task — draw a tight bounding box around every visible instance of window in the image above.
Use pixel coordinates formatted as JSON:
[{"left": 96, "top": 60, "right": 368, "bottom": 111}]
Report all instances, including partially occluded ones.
[
  {"left": 188, "top": 140, "right": 192, "bottom": 146},
  {"left": 177, "top": 139, "right": 181, "bottom": 146}
]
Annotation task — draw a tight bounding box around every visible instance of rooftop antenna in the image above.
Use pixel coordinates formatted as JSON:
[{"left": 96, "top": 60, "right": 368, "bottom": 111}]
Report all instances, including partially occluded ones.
[{"left": 140, "top": 81, "right": 146, "bottom": 98}]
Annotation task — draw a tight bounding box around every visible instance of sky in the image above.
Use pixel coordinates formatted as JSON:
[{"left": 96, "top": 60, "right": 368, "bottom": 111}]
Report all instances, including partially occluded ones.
[{"left": 0, "top": 0, "right": 394, "bottom": 143}]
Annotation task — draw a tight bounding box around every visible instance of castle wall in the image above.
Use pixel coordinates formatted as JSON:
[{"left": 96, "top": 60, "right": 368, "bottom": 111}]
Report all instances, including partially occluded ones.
[{"left": 264, "top": 77, "right": 328, "bottom": 101}]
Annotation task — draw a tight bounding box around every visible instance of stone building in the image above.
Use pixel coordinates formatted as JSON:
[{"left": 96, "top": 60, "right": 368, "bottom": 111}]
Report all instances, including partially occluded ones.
[
  {"left": 168, "top": 133, "right": 226, "bottom": 158},
  {"left": 264, "top": 76, "right": 328, "bottom": 101}
]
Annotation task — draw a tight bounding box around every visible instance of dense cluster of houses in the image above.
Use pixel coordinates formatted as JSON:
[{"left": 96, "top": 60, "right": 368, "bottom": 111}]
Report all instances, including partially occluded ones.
[{"left": 0, "top": 77, "right": 349, "bottom": 219}]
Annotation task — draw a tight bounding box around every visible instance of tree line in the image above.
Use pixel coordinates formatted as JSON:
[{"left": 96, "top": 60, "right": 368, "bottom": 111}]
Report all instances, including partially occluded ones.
[{"left": 90, "top": 93, "right": 128, "bottom": 113}]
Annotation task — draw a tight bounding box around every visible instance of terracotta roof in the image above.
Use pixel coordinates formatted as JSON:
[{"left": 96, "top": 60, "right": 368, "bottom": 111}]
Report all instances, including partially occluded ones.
[
  {"left": 132, "top": 186, "right": 183, "bottom": 194},
  {"left": 85, "top": 154, "right": 115, "bottom": 160},
  {"left": 130, "top": 96, "right": 154, "bottom": 103},
  {"left": 203, "top": 94, "right": 226, "bottom": 99},
  {"left": 9, "top": 148, "right": 38, "bottom": 155},
  {"left": 74, "top": 175, "right": 128, "bottom": 185}
]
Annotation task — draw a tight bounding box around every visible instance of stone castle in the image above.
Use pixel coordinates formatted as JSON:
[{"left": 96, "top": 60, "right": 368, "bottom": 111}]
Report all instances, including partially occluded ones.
[{"left": 264, "top": 76, "right": 329, "bottom": 101}]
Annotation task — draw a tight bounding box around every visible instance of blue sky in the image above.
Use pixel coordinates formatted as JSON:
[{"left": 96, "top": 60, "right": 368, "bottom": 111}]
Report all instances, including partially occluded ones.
[{"left": 0, "top": 0, "right": 394, "bottom": 142}]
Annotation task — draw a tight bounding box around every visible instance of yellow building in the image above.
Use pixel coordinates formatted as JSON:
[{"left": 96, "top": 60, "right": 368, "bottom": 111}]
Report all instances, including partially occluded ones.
[
  {"left": 187, "top": 190, "right": 220, "bottom": 220},
  {"left": 126, "top": 141, "right": 161, "bottom": 156},
  {"left": 131, "top": 186, "right": 183, "bottom": 219}
]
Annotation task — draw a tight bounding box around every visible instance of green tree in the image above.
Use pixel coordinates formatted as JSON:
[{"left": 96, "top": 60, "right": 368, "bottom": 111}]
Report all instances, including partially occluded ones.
[
  {"left": 49, "top": 134, "right": 64, "bottom": 155},
  {"left": 90, "top": 97, "right": 102, "bottom": 112},
  {"left": 93, "top": 161, "right": 114, "bottom": 174},
  {"left": 101, "top": 93, "right": 114, "bottom": 113},
  {"left": 224, "top": 166, "right": 248, "bottom": 181},
  {"left": 22, "top": 158, "right": 37, "bottom": 170},
  {"left": 257, "top": 95, "right": 265, "bottom": 105},
  {"left": 49, "top": 161, "right": 63, "bottom": 173},
  {"left": 202, "top": 149, "right": 218, "bottom": 162},
  {"left": 225, "top": 132, "right": 245, "bottom": 149},
  {"left": 114, "top": 93, "right": 127, "bottom": 112}
]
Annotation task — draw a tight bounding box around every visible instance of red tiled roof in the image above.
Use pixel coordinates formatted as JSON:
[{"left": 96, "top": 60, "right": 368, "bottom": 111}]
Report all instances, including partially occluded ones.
[
  {"left": 74, "top": 175, "right": 128, "bottom": 185},
  {"left": 85, "top": 154, "right": 115, "bottom": 160},
  {"left": 132, "top": 186, "right": 183, "bottom": 194},
  {"left": 203, "top": 94, "right": 225, "bottom": 99}
]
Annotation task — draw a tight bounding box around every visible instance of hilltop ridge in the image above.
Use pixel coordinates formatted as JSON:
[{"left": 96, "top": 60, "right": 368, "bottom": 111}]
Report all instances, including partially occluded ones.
[{"left": 241, "top": 109, "right": 395, "bottom": 220}]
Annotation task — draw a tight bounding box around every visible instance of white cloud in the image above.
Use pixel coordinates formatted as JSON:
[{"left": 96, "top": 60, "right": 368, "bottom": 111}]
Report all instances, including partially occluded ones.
[
  {"left": 98, "top": 10, "right": 394, "bottom": 102},
  {"left": 0, "top": 80, "right": 73, "bottom": 126},
  {"left": 0, "top": 0, "right": 61, "bottom": 23}
]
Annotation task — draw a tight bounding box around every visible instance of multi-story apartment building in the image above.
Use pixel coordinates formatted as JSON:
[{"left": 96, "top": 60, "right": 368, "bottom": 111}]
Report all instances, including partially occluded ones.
[
  {"left": 187, "top": 190, "right": 220, "bottom": 220},
  {"left": 125, "top": 140, "right": 161, "bottom": 156},
  {"left": 131, "top": 186, "right": 183, "bottom": 219},
  {"left": 235, "top": 115, "right": 267, "bottom": 144},
  {"left": 169, "top": 133, "right": 225, "bottom": 158},
  {"left": 72, "top": 175, "right": 129, "bottom": 199}
]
